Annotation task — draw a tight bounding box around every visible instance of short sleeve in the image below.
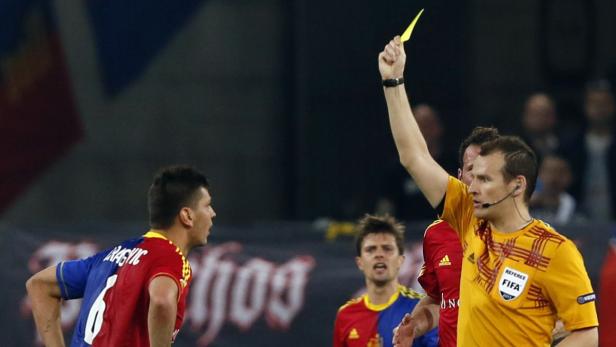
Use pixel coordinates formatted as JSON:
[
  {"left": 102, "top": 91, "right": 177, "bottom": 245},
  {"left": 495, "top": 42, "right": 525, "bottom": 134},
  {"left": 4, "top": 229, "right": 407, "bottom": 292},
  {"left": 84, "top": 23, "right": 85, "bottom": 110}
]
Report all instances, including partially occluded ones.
[
  {"left": 56, "top": 252, "right": 106, "bottom": 299},
  {"left": 146, "top": 249, "right": 185, "bottom": 296},
  {"left": 418, "top": 227, "right": 440, "bottom": 300},
  {"left": 439, "top": 177, "right": 474, "bottom": 238},
  {"left": 542, "top": 240, "right": 598, "bottom": 331},
  {"left": 417, "top": 264, "right": 439, "bottom": 300}
]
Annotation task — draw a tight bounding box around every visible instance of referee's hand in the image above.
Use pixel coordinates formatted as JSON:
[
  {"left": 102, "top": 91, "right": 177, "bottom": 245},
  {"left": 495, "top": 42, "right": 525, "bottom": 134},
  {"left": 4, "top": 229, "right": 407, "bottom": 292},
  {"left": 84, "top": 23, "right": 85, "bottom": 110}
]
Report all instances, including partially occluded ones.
[{"left": 378, "top": 36, "right": 406, "bottom": 81}]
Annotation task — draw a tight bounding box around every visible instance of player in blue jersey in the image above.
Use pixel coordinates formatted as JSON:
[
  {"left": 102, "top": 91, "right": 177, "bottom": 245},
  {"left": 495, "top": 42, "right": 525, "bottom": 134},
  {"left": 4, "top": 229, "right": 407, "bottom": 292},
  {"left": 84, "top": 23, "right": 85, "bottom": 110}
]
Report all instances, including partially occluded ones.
[
  {"left": 26, "top": 165, "right": 216, "bottom": 347},
  {"left": 333, "top": 214, "right": 438, "bottom": 347}
]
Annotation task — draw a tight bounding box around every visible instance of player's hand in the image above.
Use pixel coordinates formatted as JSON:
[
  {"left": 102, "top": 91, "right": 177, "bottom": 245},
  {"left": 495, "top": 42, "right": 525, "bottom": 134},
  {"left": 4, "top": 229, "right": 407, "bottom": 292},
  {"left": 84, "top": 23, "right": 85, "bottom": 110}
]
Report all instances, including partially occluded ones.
[
  {"left": 552, "top": 320, "right": 570, "bottom": 340},
  {"left": 392, "top": 313, "right": 416, "bottom": 347},
  {"left": 378, "top": 36, "right": 406, "bottom": 80}
]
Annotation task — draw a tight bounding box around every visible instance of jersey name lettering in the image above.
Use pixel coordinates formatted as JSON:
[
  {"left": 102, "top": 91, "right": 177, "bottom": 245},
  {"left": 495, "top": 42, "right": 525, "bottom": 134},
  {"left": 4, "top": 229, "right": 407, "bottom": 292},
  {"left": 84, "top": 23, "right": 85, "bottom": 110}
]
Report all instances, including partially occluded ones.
[{"left": 103, "top": 246, "right": 148, "bottom": 266}]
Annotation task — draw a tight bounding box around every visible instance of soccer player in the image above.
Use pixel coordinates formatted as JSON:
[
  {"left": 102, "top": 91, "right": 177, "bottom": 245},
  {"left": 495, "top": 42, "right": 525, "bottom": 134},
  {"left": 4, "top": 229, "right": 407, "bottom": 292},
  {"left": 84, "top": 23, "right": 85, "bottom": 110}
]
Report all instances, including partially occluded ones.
[
  {"left": 408, "top": 127, "right": 499, "bottom": 347},
  {"left": 378, "top": 36, "right": 598, "bottom": 346},
  {"left": 26, "top": 165, "right": 216, "bottom": 347},
  {"left": 333, "top": 214, "right": 438, "bottom": 347}
]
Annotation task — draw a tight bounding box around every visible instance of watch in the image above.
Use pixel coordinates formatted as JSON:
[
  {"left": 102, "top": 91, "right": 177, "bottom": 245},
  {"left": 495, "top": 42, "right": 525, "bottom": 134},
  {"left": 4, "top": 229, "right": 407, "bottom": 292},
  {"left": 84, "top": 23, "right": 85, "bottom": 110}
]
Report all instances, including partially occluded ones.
[{"left": 382, "top": 77, "right": 405, "bottom": 87}]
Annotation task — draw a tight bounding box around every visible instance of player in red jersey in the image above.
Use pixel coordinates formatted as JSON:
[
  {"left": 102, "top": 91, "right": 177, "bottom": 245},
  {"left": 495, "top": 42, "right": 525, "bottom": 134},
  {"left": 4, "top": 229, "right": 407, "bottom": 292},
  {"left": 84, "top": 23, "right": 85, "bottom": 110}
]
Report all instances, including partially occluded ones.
[
  {"left": 409, "top": 127, "right": 500, "bottom": 347},
  {"left": 26, "top": 166, "right": 216, "bottom": 347},
  {"left": 333, "top": 214, "right": 438, "bottom": 347}
]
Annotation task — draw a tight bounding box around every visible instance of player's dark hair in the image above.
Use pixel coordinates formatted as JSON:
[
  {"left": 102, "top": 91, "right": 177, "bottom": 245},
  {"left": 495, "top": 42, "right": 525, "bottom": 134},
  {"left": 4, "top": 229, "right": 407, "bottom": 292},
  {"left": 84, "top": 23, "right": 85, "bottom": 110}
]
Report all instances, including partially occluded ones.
[
  {"left": 458, "top": 127, "right": 500, "bottom": 168},
  {"left": 148, "top": 165, "right": 210, "bottom": 229},
  {"left": 355, "top": 214, "right": 405, "bottom": 256},
  {"left": 480, "top": 136, "right": 538, "bottom": 202}
]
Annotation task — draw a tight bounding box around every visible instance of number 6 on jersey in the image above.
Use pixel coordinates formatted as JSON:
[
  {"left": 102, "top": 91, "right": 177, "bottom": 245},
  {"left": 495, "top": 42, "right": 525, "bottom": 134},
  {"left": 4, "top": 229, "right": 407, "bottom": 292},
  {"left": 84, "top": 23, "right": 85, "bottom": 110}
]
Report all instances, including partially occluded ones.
[{"left": 84, "top": 274, "right": 118, "bottom": 343}]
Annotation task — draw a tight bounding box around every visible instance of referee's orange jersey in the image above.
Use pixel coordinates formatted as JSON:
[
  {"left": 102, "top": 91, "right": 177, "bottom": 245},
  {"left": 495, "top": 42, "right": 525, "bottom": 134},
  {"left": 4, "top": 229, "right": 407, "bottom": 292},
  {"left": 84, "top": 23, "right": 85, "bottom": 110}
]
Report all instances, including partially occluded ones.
[{"left": 441, "top": 177, "right": 598, "bottom": 347}]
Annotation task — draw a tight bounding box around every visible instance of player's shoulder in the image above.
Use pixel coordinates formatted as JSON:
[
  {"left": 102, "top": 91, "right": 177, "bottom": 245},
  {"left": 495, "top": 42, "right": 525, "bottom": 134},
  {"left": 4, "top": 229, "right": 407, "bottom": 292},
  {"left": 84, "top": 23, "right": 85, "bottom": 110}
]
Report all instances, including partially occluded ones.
[
  {"left": 141, "top": 235, "right": 180, "bottom": 254},
  {"left": 337, "top": 296, "right": 364, "bottom": 313},
  {"left": 423, "top": 219, "right": 457, "bottom": 239},
  {"left": 95, "top": 236, "right": 145, "bottom": 261},
  {"left": 133, "top": 236, "right": 186, "bottom": 271},
  {"left": 398, "top": 285, "right": 424, "bottom": 300}
]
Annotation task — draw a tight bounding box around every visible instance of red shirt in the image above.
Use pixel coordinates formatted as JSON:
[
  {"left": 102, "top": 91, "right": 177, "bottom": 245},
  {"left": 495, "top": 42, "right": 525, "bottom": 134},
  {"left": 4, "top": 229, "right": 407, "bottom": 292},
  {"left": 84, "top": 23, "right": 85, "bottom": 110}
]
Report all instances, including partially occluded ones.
[
  {"left": 417, "top": 220, "right": 462, "bottom": 347},
  {"left": 599, "top": 244, "right": 616, "bottom": 346},
  {"left": 87, "top": 233, "right": 191, "bottom": 346}
]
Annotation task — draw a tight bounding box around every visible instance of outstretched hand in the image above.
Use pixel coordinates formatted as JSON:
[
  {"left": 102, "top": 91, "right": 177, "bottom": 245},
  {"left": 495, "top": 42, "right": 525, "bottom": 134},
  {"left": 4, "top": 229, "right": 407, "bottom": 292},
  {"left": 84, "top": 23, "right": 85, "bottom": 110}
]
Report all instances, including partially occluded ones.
[
  {"left": 378, "top": 36, "right": 406, "bottom": 80},
  {"left": 392, "top": 313, "right": 416, "bottom": 347}
]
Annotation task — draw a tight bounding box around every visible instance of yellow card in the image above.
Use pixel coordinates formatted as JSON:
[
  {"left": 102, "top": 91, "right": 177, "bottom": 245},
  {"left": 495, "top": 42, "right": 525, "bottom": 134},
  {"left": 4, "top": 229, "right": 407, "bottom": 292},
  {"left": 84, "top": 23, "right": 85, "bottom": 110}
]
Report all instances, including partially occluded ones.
[{"left": 401, "top": 9, "right": 424, "bottom": 42}]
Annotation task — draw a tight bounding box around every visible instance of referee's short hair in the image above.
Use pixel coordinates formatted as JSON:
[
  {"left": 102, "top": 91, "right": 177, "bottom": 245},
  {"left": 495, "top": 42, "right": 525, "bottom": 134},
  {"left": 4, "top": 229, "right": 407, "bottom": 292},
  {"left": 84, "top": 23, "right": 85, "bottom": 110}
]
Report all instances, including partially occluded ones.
[{"left": 480, "top": 136, "right": 538, "bottom": 203}]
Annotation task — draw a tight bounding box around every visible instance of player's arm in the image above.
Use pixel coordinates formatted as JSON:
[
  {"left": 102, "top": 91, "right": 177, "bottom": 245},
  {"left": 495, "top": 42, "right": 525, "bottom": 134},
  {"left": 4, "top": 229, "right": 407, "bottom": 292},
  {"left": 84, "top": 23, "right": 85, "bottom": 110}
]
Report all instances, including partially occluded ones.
[
  {"left": 378, "top": 36, "right": 449, "bottom": 208},
  {"left": 552, "top": 320, "right": 570, "bottom": 343},
  {"left": 555, "top": 327, "right": 597, "bottom": 347},
  {"left": 148, "top": 275, "right": 179, "bottom": 347},
  {"left": 408, "top": 295, "right": 439, "bottom": 336},
  {"left": 25, "top": 265, "right": 66, "bottom": 347},
  {"left": 393, "top": 296, "right": 439, "bottom": 347}
]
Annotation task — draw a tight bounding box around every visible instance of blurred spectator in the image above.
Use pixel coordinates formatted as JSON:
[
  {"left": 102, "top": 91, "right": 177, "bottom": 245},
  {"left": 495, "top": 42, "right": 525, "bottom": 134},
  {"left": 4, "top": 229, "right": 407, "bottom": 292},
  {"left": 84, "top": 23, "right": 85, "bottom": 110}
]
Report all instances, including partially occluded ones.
[
  {"left": 376, "top": 104, "right": 456, "bottom": 221},
  {"left": 530, "top": 154, "right": 582, "bottom": 225},
  {"left": 563, "top": 79, "right": 616, "bottom": 221},
  {"left": 414, "top": 104, "right": 445, "bottom": 160},
  {"left": 520, "top": 93, "right": 561, "bottom": 159}
]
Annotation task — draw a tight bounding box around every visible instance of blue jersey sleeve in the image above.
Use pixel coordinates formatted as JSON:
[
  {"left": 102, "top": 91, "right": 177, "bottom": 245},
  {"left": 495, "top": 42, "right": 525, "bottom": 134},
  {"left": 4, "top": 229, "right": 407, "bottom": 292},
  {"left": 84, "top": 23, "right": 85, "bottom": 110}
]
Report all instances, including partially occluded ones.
[
  {"left": 413, "top": 327, "right": 439, "bottom": 347},
  {"left": 56, "top": 252, "right": 107, "bottom": 299}
]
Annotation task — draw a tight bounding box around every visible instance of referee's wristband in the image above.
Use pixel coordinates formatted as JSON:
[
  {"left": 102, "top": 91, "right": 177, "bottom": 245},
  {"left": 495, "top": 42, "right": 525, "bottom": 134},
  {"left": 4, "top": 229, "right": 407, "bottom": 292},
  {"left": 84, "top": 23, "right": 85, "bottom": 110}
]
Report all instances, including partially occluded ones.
[{"left": 382, "top": 77, "right": 404, "bottom": 87}]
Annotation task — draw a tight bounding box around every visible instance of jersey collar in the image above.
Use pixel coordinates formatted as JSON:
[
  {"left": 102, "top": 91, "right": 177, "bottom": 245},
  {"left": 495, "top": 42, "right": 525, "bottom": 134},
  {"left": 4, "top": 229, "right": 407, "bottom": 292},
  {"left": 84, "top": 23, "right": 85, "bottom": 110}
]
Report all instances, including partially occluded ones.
[
  {"left": 143, "top": 230, "right": 168, "bottom": 240},
  {"left": 363, "top": 286, "right": 400, "bottom": 311}
]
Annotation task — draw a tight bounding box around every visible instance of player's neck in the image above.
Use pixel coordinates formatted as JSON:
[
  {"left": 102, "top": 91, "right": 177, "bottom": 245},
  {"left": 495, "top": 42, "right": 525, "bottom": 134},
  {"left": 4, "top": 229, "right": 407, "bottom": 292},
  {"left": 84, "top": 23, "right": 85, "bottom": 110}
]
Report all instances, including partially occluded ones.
[
  {"left": 366, "top": 280, "right": 399, "bottom": 306},
  {"left": 155, "top": 227, "right": 190, "bottom": 256}
]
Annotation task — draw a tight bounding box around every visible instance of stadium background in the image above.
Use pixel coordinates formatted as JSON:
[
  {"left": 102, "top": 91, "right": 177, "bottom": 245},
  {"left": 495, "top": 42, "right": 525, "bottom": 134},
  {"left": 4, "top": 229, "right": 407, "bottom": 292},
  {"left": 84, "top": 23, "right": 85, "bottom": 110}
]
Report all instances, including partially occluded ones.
[{"left": 2, "top": 0, "right": 615, "bottom": 346}]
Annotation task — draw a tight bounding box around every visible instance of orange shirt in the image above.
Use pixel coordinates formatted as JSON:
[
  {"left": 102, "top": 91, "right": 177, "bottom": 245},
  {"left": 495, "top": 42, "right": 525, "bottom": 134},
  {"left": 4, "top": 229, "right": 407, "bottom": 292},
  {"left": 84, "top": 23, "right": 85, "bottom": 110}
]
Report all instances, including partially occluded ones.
[{"left": 441, "top": 177, "right": 598, "bottom": 346}]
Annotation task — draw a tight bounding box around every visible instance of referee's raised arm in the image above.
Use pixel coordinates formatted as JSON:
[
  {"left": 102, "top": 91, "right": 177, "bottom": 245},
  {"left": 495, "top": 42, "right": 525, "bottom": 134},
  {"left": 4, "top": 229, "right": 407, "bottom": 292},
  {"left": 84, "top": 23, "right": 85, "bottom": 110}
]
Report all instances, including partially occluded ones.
[{"left": 378, "top": 36, "right": 449, "bottom": 208}]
